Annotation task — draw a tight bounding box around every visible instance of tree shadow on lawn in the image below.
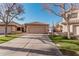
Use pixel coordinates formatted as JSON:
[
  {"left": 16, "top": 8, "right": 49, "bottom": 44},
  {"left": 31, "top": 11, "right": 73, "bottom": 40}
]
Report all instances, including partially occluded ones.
[
  {"left": 60, "top": 48, "right": 79, "bottom": 56},
  {"left": 0, "top": 35, "right": 18, "bottom": 44},
  {"left": 59, "top": 40, "right": 79, "bottom": 46}
]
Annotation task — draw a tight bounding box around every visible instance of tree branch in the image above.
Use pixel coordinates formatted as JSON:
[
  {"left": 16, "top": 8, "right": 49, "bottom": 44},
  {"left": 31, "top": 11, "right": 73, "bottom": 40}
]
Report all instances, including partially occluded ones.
[{"left": 8, "top": 14, "right": 18, "bottom": 23}]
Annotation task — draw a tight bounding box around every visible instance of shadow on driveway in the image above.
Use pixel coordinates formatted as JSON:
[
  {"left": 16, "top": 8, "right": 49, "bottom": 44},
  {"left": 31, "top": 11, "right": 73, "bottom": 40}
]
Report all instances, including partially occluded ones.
[
  {"left": 0, "top": 46, "right": 62, "bottom": 56},
  {"left": 18, "top": 35, "right": 52, "bottom": 44}
]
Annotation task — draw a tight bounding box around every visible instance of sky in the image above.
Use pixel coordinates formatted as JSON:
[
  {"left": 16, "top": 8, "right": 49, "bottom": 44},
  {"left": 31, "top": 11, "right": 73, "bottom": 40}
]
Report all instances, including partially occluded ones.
[{"left": 16, "top": 3, "right": 62, "bottom": 26}]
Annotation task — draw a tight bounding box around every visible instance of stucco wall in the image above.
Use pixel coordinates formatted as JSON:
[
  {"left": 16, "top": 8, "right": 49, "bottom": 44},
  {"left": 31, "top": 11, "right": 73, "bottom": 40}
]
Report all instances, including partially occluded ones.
[
  {"left": 62, "top": 25, "right": 67, "bottom": 32},
  {"left": 11, "top": 26, "right": 17, "bottom": 32},
  {"left": 62, "top": 24, "right": 73, "bottom": 33}
]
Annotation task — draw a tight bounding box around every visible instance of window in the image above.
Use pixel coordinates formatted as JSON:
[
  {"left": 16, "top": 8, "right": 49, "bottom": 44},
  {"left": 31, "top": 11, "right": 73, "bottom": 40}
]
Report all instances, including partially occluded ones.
[{"left": 68, "top": 13, "right": 78, "bottom": 18}]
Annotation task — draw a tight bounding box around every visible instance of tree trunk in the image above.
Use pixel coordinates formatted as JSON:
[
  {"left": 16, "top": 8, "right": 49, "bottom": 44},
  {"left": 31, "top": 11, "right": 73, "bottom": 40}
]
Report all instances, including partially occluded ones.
[
  {"left": 51, "top": 28, "right": 54, "bottom": 35},
  {"left": 4, "top": 13, "right": 9, "bottom": 37},
  {"left": 5, "top": 23, "right": 8, "bottom": 37},
  {"left": 51, "top": 24, "right": 54, "bottom": 35},
  {"left": 67, "top": 23, "right": 71, "bottom": 39}
]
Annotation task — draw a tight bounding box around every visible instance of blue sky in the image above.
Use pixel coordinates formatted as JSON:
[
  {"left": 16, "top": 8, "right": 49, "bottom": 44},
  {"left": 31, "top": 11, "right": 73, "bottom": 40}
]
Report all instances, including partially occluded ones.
[{"left": 16, "top": 3, "right": 62, "bottom": 26}]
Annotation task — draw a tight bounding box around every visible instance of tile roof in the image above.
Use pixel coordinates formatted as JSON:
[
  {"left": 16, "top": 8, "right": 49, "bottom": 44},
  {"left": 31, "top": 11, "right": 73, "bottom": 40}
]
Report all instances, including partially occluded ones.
[
  {"left": 0, "top": 21, "right": 22, "bottom": 27},
  {"left": 25, "top": 22, "right": 49, "bottom": 25}
]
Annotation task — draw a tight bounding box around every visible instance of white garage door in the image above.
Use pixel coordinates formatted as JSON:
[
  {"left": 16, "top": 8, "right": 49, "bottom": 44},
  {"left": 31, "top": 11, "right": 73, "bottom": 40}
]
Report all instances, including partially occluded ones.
[
  {"left": 7, "top": 27, "right": 12, "bottom": 33},
  {"left": 76, "top": 26, "right": 79, "bottom": 35},
  {"left": 0, "top": 27, "right": 5, "bottom": 34},
  {"left": 0, "top": 26, "right": 11, "bottom": 34}
]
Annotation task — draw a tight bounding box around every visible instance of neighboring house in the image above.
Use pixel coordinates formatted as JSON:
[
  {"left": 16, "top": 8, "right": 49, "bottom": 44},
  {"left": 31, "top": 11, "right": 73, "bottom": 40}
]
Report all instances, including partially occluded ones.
[
  {"left": 54, "top": 24, "right": 62, "bottom": 32},
  {"left": 62, "top": 9, "right": 79, "bottom": 36},
  {"left": 24, "top": 22, "right": 49, "bottom": 34},
  {"left": 0, "top": 22, "right": 22, "bottom": 34}
]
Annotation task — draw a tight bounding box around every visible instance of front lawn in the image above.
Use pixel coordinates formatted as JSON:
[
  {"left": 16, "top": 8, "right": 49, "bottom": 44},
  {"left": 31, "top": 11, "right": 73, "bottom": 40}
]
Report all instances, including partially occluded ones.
[
  {"left": 49, "top": 35, "right": 79, "bottom": 56},
  {"left": 0, "top": 33, "right": 20, "bottom": 44}
]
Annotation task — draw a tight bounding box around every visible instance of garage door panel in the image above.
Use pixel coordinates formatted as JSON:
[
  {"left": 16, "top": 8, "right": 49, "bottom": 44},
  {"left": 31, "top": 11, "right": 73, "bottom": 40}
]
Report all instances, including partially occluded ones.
[
  {"left": 7, "top": 27, "right": 11, "bottom": 33},
  {"left": 0, "top": 27, "right": 5, "bottom": 34},
  {"left": 0, "top": 26, "right": 11, "bottom": 34},
  {"left": 28, "top": 26, "right": 45, "bottom": 34}
]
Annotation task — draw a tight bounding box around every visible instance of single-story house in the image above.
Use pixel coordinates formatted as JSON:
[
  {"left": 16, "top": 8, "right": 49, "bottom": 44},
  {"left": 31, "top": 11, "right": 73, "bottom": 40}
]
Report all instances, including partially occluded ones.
[
  {"left": 62, "top": 9, "right": 79, "bottom": 36},
  {"left": 24, "top": 22, "right": 49, "bottom": 34},
  {"left": 0, "top": 22, "right": 22, "bottom": 34}
]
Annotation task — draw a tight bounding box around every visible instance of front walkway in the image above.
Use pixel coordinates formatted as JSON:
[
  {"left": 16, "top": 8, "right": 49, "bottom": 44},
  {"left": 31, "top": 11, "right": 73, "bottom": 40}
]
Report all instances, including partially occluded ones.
[{"left": 0, "top": 34, "right": 62, "bottom": 56}]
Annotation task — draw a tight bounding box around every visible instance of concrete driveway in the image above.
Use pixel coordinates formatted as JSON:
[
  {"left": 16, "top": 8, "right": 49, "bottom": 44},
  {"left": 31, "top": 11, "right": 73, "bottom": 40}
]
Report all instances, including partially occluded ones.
[{"left": 0, "top": 33, "right": 62, "bottom": 56}]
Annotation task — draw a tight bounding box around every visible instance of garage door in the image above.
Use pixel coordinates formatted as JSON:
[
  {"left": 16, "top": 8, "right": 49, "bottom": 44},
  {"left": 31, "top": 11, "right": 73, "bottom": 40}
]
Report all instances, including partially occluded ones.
[
  {"left": 28, "top": 26, "right": 45, "bottom": 34},
  {"left": 7, "top": 27, "right": 12, "bottom": 33},
  {"left": 0, "top": 26, "right": 11, "bottom": 34},
  {"left": 76, "top": 26, "right": 79, "bottom": 35},
  {"left": 0, "top": 27, "right": 5, "bottom": 34}
]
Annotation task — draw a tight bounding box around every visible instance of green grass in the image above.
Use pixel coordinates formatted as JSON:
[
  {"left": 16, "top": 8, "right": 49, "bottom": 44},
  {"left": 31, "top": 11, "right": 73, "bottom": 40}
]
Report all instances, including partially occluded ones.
[
  {"left": 49, "top": 35, "right": 79, "bottom": 56},
  {"left": 0, "top": 33, "right": 20, "bottom": 44}
]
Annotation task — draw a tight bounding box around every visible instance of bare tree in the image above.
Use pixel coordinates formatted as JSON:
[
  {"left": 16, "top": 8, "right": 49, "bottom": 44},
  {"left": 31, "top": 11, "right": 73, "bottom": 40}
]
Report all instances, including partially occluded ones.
[
  {"left": 43, "top": 3, "right": 79, "bottom": 39},
  {"left": 0, "top": 3, "right": 24, "bottom": 36}
]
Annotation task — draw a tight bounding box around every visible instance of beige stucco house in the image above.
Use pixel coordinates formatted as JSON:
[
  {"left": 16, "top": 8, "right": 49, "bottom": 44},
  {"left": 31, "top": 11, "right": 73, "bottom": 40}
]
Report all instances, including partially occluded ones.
[
  {"left": 0, "top": 22, "right": 22, "bottom": 34},
  {"left": 24, "top": 22, "right": 49, "bottom": 34},
  {"left": 54, "top": 24, "right": 62, "bottom": 32},
  {"left": 62, "top": 9, "right": 79, "bottom": 36}
]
